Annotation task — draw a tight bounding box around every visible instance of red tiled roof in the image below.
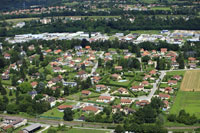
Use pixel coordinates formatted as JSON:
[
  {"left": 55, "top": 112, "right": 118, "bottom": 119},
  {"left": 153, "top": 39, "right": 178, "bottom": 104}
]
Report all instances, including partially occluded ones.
[
  {"left": 31, "top": 81, "right": 38, "bottom": 87},
  {"left": 82, "top": 106, "right": 98, "bottom": 112},
  {"left": 82, "top": 90, "right": 91, "bottom": 95},
  {"left": 57, "top": 105, "right": 73, "bottom": 110},
  {"left": 168, "top": 80, "right": 177, "bottom": 84},
  {"left": 98, "top": 96, "right": 112, "bottom": 100},
  {"left": 159, "top": 93, "right": 170, "bottom": 99},
  {"left": 121, "top": 99, "right": 132, "bottom": 103}
]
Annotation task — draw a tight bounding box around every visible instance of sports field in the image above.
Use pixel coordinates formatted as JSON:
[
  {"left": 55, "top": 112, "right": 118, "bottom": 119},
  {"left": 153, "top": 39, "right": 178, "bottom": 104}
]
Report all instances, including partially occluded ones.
[
  {"left": 180, "top": 70, "right": 200, "bottom": 91},
  {"left": 170, "top": 91, "right": 200, "bottom": 118}
]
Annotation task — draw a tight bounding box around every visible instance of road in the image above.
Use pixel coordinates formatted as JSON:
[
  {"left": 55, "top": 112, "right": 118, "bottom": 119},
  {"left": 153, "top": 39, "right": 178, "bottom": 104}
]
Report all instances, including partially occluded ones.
[{"left": 90, "top": 51, "right": 104, "bottom": 84}]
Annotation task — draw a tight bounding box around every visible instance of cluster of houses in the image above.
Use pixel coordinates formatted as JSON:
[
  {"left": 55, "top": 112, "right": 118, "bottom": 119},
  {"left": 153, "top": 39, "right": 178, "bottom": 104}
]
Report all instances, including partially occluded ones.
[
  {"left": 0, "top": 117, "right": 42, "bottom": 133},
  {"left": 2, "top": 6, "right": 72, "bottom": 16}
]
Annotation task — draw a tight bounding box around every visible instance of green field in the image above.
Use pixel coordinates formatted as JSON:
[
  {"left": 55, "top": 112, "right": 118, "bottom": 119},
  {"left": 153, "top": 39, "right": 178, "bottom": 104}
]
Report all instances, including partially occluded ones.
[
  {"left": 67, "top": 128, "right": 108, "bottom": 133},
  {"left": 170, "top": 91, "right": 200, "bottom": 118},
  {"left": 43, "top": 127, "right": 109, "bottom": 133},
  {"left": 150, "top": 7, "right": 171, "bottom": 11}
]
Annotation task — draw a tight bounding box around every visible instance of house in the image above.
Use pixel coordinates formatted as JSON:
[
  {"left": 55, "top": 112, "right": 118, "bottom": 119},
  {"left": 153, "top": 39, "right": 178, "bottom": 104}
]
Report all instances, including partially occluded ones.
[
  {"left": 123, "top": 107, "right": 136, "bottom": 115},
  {"left": 120, "top": 99, "right": 132, "bottom": 105},
  {"left": 148, "top": 60, "right": 154, "bottom": 65},
  {"left": 28, "top": 45, "right": 35, "bottom": 51},
  {"left": 54, "top": 49, "right": 62, "bottom": 54},
  {"left": 141, "top": 51, "right": 150, "bottom": 56},
  {"left": 82, "top": 106, "right": 99, "bottom": 114},
  {"left": 97, "top": 96, "right": 115, "bottom": 103},
  {"left": 135, "top": 100, "right": 150, "bottom": 107},
  {"left": 111, "top": 74, "right": 122, "bottom": 80},
  {"left": 149, "top": 70, "right": 156, "bottom": 75},
  {"left": 173, "top": 75, "right": 182, "bottom": 81},
  {"left": 115, "top": 66, "right": 123, "bottom": 71},
  {"left": 189, "top": 63, "right": 197, "bottom": 69},
  {"left": 23, "top": 123, "right": 41, "bottom": 133},
  {"left": 163, "top": 100, "right": 170, "bottom": 110},
  {"left": 31, "top": 81, "right": 38, "bottom": 88},
  {"left": 118, "top": 87, "right": 129, "bottom": 95},
  {"left": 4, "top": 53, "right": 11, "bottom": 59},
  {"left": 85, "top": 46, "right": 91, "bottom": 49},
  {"left": 3, "top": 117, "right": 27, "bottom": 129},
  {"left": 141, "top": 81, "right": 149, "bottom": 86},
  {"left": 1, "top": 72, "right": 9, "bottom": 80},
  {"left": 188, "top": 57, "right": 196, "bottom": 63},
  {"left": 164, "top": 87, "right": 173, "bottom": 94},
  {"left": 159, "top": 93, "right": 170, "bottom": 100},
  {"left": 75, "top": 46, "right": 82, "bottom": 50},
  {"left": 77, "top": 71, "right": 87, "bottom": 78},
  {"left": 63, "top": 82, "right": 77, "bottom": 87},
  {"left": 57, "top": 105, "right": 73, "bottom": 112},
  {"left": 28, "top": 90, "right": 38, "bottom": 99},
  {"left": 112, "top": 105, "right": 123, "bottom": 114},
  {"left": 45, "top": 49, "right": 52, "bottom": 53},
  {"left": 160, "top": 48, "right": 167, "bottom": 55},
  {"left": 171, "top": 62, "right": 179, "bottom": 69},
  {"left": 131, "top": 85, "right": 144, "bottom": 92},
  {"left": 96, "top": 85, "right": 107, "bottom": 92},
  {"left": 81, "top": 90, "right": 91, "bottom": 96},
  {"left": 168, "top": 80, "right": 177, "bottom": 86},
  {"left": 92, "top": 76, "right": 101, "bottom": 83},
  {"left": 53, "top": 67, "right": 62, "bottom": 73},
  {"left": 143, "top": 74, "right": 151, "bottom": 80},
  {"left": 47, "top": 96, "right": 56, "bottom": 107}
]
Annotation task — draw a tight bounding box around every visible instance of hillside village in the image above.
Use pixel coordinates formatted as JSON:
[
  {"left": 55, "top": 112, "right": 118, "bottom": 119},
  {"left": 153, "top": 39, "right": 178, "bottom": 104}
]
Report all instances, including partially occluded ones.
[{"left": 1, "top": 36, "right": 198, "bottom": 132}]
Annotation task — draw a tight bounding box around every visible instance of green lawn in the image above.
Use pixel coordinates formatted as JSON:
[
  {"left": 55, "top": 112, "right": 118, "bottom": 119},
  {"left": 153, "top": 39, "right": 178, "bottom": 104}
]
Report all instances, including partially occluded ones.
[
  {"left": 131, "top": 30, "right": 161, "bottom": 34},
  {"left": 67, "top": 128, "right": 108, "bottom": 133},
  {"left": 166, "top": 71, "right": 185, "bottom": 76},
  {"left": 170, "top": 91, "right": 200, "bottom": 118},
  {"left": 150, "top": 7, "right": 171, "bottom": 11},
  {"left": 41, "top": 101, "right": 76, "bottom": 118}
]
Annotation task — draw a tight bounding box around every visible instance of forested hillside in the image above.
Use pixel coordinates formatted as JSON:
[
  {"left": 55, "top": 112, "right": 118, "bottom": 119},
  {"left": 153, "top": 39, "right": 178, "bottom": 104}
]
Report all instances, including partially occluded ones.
[{"left": 0, "top": 0, "right": 62, "bottom": 11}]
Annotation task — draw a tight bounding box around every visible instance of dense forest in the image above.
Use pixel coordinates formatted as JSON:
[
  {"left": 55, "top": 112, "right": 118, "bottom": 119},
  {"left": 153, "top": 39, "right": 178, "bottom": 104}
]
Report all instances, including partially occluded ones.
[{"left": 1, "top": 16, "right": 199, "bottom": 37}]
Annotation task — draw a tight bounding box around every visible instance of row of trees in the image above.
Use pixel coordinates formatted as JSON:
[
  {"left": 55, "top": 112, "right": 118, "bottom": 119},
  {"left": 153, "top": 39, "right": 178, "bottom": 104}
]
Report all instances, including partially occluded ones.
[{"left": 168, "top": 110, "right": 198, "bottom": 125}]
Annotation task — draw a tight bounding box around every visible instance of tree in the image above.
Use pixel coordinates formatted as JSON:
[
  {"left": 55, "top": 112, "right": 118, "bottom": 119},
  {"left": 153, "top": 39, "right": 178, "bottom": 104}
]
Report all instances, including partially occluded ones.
[
  {"left": 63, "top": 108, "right": 73, "bottom": 121},
  {"left": 64, "top": 86, "right": 69, "bottom": 96},
  {"left": 167, "top": 114, "right": 176, "bottom": 122},
  {"left": 54, "top": 88, "right": 60, "bottom": 98},
  {"left": 142, "top": 56, "right": 150, "bottom": 63},
  {"left": 115, "top": 125, "right": 124, "bottom": 133},
  {"left": 36, "top": 82, "right": 45, "bottom": 93},
  {"left": 0, "top": 98, "right": 6, "bottom": 111},
  {"left": 19, "top": 82, "right": 32, "bottom": 93},
  {"left": 7, "top": 103, "right": 18, "bottom": 114},
  {"left": 3, "top": 95, "right": 9, "bottom": 104},
  {"left": 9, "top": 89, "right": 13, "bottom": 96},
  {"left": 177, "top": 53, "right": 185, "bottom": 69},
  {"left": 0, "top": 79, "right": 7, "bottom": 95}
]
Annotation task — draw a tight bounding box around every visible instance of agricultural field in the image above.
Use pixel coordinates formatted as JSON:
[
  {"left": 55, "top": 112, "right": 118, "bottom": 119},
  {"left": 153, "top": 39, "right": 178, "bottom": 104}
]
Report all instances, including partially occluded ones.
[
  {"left": 180, "top": 70, "right": 200, "bottom": 91},
  {"left": 170, "top": 91, "right": 200, "bottom": 118}
]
